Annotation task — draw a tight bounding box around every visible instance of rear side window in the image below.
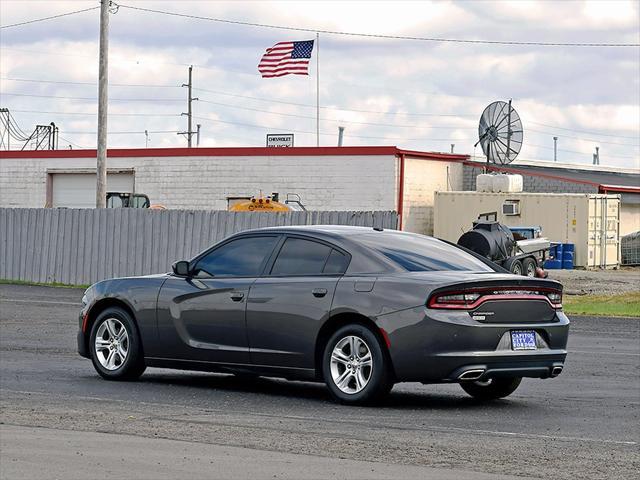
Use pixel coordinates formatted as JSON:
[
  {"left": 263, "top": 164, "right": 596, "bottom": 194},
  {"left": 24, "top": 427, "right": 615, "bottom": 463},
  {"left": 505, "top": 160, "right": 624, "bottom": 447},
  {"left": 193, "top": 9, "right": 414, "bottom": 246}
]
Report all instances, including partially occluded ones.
[
  {"left": 270, "top": 238, "right": 348, "bottom": 275},
  {"left": 323, "top": 249, "right": 349, "bottom": 274},
  {"left": 357, "top": 232, "right": 495, "bottom": 272},
  {"left": 195, "top": 236, "right": 278, "bottom": 277}
]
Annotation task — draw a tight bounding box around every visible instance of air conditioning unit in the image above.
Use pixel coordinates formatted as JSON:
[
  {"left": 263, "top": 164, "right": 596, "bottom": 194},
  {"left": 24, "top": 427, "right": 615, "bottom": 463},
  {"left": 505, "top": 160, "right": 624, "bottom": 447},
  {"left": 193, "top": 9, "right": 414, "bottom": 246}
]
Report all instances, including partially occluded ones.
[{"left": 502, "top": 201, "right": 520, "bottom": 216}]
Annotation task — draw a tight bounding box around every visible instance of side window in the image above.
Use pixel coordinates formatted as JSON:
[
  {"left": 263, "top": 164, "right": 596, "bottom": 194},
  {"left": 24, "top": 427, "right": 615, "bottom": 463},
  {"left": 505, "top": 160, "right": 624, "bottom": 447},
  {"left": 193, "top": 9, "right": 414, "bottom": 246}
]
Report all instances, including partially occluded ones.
[
  {"left": 271, "top": 238, "right": 332, "bottom": 276},
  {"left": 323, "top": 249, "right": 349, "bottom": 274},
  {"left": 194, "top": 236, "right": 278, "bottom": 277}
]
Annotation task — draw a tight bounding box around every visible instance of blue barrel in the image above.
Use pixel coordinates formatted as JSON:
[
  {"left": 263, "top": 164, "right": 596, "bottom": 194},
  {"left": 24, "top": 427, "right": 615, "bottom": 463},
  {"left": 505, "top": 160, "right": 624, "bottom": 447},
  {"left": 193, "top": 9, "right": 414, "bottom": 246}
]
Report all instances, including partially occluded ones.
[
  {"left": 544, "top": 259, "right": 562, "bottom": 269},
  {"left": 562, "top": 244, "right": 575, "bottom": 269},
  {"left": 550, "top": 243, "right": 563, "bottom": 261}
]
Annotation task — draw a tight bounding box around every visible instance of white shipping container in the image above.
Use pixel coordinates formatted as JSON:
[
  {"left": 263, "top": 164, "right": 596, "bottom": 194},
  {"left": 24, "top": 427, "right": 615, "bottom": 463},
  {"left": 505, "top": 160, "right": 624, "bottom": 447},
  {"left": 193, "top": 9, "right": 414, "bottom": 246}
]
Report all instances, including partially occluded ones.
[
  {"left": 492, "top": 173, "right": 523, "bottom": 193},
  {"left": 434, "top": 191, "right": 621, "bottom": 268}
]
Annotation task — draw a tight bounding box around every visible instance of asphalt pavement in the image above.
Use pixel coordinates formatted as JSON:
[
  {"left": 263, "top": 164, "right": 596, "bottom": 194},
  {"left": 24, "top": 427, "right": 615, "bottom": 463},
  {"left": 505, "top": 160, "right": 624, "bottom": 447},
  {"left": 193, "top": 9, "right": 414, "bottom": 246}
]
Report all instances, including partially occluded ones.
[{"left": 0, "top": 283, "right": 638, "bottom": 480}]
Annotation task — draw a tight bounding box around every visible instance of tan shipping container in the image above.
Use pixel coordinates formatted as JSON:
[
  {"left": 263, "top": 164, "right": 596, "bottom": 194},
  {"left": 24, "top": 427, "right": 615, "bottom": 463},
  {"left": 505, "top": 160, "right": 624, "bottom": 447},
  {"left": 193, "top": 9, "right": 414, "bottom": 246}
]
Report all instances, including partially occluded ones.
[{"left": 434, "top": 192, "right": 621, "bottom": 268}]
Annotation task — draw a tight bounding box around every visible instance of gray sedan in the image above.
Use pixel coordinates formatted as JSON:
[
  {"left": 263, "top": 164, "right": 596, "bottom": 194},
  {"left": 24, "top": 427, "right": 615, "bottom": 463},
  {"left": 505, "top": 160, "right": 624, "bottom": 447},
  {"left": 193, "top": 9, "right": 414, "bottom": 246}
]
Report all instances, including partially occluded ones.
[{"left": 77, "top": 226, "right": 569, "bottom": 405}]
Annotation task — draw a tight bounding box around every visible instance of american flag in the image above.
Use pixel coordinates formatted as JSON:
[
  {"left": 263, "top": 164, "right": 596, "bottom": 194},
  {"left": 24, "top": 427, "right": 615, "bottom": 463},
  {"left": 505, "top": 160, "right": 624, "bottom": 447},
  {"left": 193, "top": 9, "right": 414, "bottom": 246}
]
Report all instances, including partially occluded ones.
[{"left": 258, "top": 40, "right": 314, "bottom": 78}]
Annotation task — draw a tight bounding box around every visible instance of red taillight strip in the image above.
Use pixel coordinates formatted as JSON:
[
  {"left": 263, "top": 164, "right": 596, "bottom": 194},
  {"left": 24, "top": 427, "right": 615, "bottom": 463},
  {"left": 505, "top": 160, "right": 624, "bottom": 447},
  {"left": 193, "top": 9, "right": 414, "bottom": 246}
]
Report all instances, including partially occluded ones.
[{"left": 428, "top": 288, "right": 562, "bottom": 310}]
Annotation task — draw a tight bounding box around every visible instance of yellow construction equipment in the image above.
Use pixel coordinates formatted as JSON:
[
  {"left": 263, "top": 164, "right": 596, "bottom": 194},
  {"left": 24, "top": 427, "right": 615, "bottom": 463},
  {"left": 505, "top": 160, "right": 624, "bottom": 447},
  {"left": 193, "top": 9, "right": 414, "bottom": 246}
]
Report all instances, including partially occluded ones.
[{"left": 229, "top": 194, "right": 292, "bottom": 212}]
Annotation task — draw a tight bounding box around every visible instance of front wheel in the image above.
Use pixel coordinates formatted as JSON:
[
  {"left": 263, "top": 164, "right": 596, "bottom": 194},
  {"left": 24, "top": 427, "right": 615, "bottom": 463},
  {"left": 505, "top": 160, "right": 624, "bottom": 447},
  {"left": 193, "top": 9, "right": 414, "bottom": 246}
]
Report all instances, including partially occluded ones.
[
  {"left": 460, "top": 377, "right": 522, "bottom": 400},
  {"left": 322, "top": 324, "right": 392, "bottom": 405},
  {"left": 89, "top": 307, "right": 146, "bottom": 380}
]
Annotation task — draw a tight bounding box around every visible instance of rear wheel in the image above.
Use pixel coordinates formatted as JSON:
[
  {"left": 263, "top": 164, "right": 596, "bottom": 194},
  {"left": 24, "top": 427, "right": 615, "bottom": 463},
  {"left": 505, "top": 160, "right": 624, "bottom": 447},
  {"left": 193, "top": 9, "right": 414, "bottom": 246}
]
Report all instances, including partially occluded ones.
[
  {"left": 523, "top": 257, "right": 537, "bottom": 277},
  {"left": 89, "top": 307, "right": 146, "bottom": 380},
  {"left": 322, "top": 324, "right": 392, "bottom": 405},
  {"left": 460, "top": 377, "right": 522, "bottom": 400},
  {"left": 505, "top": 258, "right": 524, "bottom": 275}
]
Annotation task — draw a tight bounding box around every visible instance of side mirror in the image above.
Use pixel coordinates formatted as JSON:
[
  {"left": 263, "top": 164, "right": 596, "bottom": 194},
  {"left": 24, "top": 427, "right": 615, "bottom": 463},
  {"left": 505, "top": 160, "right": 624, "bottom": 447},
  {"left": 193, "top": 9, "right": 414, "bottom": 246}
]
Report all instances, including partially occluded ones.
[{"left": 172, "top": 260, "right": 191, "bottom": 277}]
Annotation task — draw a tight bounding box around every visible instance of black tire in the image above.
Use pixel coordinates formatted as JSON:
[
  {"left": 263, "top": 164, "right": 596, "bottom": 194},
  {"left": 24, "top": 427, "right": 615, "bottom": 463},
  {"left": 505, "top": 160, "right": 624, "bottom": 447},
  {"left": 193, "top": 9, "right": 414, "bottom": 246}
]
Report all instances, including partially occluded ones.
[
  {"left": 460, "top": 377, "right": 522, "bottom": 400},
  {"left": 522, "top": 257, "right": 537, "bottom": 277},
  {"left": 232, "top": 372, "right": 260, "bottom": 381},
  {"left": 89, "top": 306, "right": 146, "bottom": 381},
  {"left": 322, "top": 324, "right": 392, "bottom": 405},
  {"left": 504, "top": 258, "right": 524, "bottom": 275}
]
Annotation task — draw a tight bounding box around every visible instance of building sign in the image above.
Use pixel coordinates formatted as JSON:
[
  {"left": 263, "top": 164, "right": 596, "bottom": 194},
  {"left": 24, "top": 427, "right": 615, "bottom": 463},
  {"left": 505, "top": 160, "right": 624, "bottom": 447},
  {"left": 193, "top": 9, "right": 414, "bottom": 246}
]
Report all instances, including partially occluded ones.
[{"left": 266, "top": 134, "right": 294, "bottom": 147}]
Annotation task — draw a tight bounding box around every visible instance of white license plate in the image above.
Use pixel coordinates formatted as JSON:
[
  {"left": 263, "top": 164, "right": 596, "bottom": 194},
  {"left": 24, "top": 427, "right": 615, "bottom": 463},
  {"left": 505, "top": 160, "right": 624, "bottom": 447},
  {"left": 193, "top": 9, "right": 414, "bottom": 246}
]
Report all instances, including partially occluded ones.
[{"left": 511, "top": 331, "right": 537, "bottom": 351}]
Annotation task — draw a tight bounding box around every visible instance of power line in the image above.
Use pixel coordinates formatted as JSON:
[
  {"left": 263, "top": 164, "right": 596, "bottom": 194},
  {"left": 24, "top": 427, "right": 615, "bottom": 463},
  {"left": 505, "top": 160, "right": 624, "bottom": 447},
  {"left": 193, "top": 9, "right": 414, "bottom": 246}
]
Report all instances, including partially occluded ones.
[
  {"left": 0, "top": 6, "right": 99, "bottom": 29},
  {"left": 58, "top": 135, "right": 85, "bottom": 149},
  {"left": 10, "top": 109, "right": 181, "bottom": 117},
  {"left": 1, "top": 92, "right": 183, "bottom": 102},
  {"left": 528, "top": 128, "right": 639, "bottom": 147},
  {"left": 117, "top": 3, "right": 640, "bottom": 48},
  {"left": 529, "top": 120, "right": 639, "bottom": 140},
  {"left": 0, "top": 77, "right": 180, "bottom": 88},
  {"left": 61, "top": 129, "right": 180, "bottom": 135}
]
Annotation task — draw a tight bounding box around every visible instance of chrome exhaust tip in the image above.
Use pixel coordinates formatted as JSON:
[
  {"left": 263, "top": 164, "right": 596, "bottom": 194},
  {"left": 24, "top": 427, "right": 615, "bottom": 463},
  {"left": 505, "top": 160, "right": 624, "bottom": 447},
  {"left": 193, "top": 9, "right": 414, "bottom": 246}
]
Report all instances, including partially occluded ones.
[
  {"left": 458, "top": 369, "right": 486, "bottom": 381},
  {"left": 551, "top": 366, "right": 563, "bottom": 377}
]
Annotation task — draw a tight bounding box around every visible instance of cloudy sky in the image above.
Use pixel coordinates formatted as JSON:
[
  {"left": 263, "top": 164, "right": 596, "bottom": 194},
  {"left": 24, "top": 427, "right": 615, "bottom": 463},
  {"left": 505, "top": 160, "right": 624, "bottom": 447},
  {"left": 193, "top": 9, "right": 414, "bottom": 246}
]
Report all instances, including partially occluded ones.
[{"left": 1, "top": 0, "right": 638, "bottom": 168}]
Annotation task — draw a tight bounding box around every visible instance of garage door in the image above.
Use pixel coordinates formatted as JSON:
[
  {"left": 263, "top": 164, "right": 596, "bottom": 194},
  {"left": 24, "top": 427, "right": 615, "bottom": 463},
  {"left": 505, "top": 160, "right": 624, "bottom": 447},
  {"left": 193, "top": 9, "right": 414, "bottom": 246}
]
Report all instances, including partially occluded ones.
[{"left": 52, "top": 173, "right": 134, "bottom": 208}]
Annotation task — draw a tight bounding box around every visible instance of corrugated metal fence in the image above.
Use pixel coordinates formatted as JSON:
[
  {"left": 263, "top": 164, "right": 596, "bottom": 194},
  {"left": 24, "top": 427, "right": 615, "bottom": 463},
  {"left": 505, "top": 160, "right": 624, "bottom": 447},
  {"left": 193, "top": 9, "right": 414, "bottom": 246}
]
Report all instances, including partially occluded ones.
[{"left": 0, "top": 208, "right": 398, "bottom": 285}]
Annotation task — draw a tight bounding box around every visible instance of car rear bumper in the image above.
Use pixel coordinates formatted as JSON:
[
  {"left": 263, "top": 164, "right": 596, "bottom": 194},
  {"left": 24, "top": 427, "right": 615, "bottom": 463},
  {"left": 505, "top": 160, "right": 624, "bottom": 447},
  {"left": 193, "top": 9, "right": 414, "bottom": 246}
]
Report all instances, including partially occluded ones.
[{"left": 377, "top": 307, "right": 570, "bottom": 383}]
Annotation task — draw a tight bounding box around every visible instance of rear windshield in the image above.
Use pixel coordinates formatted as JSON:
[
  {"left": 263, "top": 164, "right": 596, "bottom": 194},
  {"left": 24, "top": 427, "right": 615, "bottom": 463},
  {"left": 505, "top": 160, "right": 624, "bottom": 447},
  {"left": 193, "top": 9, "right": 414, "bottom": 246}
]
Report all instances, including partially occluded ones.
[{"left": 357, "top": 232, "right": 496, "bottom": 272}]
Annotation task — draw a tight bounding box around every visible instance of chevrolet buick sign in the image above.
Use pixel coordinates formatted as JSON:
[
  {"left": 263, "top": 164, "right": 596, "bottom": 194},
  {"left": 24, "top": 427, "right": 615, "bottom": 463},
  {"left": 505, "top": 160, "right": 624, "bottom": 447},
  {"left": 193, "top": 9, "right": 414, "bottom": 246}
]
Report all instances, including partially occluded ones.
[{"left": 266, "top": 134, "right": 294, "bottom": 147}]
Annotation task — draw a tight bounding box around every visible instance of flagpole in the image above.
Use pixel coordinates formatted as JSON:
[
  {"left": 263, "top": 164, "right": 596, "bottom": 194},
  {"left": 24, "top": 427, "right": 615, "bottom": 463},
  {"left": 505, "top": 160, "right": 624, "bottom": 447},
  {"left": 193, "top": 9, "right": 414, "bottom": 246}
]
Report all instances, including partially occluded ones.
[{"left": 316, "top": 32, "right": 319, "bottom": 147}]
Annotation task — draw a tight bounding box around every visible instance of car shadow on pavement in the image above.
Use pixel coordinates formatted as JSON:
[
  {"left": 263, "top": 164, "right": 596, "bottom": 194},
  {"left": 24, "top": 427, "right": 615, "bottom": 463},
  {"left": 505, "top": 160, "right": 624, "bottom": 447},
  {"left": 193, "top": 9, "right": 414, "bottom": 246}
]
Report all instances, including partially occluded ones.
[{"left": 115, "top": 372, "right": 525, "bottom": 411}]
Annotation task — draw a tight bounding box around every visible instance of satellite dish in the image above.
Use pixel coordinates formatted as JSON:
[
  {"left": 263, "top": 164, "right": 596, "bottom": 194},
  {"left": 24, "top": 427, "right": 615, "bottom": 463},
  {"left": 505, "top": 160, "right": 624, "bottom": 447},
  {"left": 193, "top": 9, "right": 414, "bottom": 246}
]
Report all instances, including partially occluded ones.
[{"left": 476, "top": 100, "right": 523, "bottom": 165}]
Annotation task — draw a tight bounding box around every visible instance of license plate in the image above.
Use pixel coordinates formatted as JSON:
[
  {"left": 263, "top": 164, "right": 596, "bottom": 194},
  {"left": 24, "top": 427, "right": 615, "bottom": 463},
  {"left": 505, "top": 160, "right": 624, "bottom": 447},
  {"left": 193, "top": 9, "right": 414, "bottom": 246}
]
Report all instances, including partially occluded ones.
[{"left": 511, "top": 331, "right": 537, "bottom": 351}]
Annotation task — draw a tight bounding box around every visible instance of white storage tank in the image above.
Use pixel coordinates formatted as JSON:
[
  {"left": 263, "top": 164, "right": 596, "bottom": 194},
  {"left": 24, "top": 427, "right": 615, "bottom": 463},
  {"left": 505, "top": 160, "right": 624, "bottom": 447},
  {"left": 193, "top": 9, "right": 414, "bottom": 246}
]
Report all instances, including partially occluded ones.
[
  {"left": 476, "top": 174, "right": 494, "bottom": 192},
  {"left": 492, "top": 173, "right": 523, "bottom": 193}
]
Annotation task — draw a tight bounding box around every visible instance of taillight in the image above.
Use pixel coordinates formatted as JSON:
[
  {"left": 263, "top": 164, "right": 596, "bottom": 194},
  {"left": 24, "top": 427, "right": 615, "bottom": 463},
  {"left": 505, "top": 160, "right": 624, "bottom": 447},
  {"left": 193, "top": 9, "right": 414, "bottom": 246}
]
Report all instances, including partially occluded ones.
[
  {"left": 545, "top": 291, "right": 562, "bottom": 307},
  {"left": 428, "top": 287, "right": 562, "bottom": 310},
  {"left": 431, "top": 293, "right": 480, "bottom": 306}
]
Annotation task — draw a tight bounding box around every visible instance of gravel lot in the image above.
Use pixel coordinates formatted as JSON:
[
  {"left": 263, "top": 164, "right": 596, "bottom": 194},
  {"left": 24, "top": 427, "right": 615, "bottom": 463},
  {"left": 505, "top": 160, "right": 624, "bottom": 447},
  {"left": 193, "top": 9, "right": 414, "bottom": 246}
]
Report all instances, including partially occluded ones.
[
  {"left": 548, "top": 268, "right": 640, "bottom": 295},
  {"left": 1, "top": 284, "right": 638, "bottom": 479}
]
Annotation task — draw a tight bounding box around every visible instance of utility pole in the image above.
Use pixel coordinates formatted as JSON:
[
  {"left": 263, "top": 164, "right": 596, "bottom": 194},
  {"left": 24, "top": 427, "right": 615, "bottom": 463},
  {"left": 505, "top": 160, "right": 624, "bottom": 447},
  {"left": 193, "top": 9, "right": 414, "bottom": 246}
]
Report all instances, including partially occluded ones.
[
  {"left": 553, "top": 136, "right": 558, "bottom": 162},
  {"left": 337, "top": 126, "right": 344, "bottom": 146},
  {"left": 96, "top": 0, "right": 112, "bottom": 208},
  {"left": 196, "top": 124, "right": 201, "bottom": 146},
  {"left": 145, "top": 129, "right": 149, "bottom": 148},
  {"left": 450, "top": 144, "right": 455, "bottom": 154},
  {"left": 179, "top": 66, "right": 198, "bottom": 147}
]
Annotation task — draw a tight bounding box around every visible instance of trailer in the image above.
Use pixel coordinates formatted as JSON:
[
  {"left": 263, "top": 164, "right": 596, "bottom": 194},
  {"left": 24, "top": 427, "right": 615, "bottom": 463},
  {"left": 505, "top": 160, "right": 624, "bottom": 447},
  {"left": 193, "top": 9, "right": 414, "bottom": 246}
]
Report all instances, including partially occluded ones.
[{"left": 457, "top": 220, "right": 551, "bottom": 277}]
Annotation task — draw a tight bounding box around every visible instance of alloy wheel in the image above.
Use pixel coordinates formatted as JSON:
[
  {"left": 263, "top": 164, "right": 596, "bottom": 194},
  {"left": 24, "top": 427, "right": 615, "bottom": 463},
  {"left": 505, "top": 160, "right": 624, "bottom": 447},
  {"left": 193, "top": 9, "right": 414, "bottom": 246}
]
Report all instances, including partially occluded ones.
[
  {"left": 94, "top": 318, "right": 129, "bottom": 371},
  {"left": 330, "top": 335, "right": 373, "bottom": 394}
]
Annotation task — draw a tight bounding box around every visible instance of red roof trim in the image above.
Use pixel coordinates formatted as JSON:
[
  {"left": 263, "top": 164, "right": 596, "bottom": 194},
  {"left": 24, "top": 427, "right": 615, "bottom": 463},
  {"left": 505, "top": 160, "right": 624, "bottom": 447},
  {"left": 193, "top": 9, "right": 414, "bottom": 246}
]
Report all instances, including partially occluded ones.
[
  {"left": 0, "top": 146, "right": 470, "bottom": 161},
  {"left": 397, "top": 149, "right": 468, "bottom": 162},
  {"left": 599, "top": 184, "right": 640, "bottom": 194},
  {"left": 463, "top": 161, "right": 601, "bottom": 187}
]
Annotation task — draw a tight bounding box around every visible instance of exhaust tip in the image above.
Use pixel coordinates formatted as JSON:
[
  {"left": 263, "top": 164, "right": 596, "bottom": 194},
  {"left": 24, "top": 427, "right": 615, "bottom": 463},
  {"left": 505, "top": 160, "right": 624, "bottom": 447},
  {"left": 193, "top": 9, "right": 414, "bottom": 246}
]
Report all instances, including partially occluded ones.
[
  {"left": 458, "top": 369, "right": 486, "bottom": 381},
  {"left": 551, "top": 366, "right": 563, "bottom": 377}
]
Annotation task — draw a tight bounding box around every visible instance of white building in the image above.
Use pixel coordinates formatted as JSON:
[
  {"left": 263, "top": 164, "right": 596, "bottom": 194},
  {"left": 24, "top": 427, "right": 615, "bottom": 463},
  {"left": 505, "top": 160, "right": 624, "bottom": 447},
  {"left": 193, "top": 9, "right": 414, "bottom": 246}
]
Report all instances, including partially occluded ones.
[{"left": 0, "top": 146, "right": 469, "bottom": 234}]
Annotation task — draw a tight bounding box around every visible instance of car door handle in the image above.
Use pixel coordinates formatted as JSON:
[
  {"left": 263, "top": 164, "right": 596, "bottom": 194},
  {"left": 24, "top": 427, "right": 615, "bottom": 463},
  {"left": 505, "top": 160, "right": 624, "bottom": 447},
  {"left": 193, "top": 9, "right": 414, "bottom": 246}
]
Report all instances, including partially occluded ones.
[
  {"left": 312, "top": 288, "right": 328, "bottom": 298},
  {"left": 230, "top": 292, "right": 245, "bottom": 301}
]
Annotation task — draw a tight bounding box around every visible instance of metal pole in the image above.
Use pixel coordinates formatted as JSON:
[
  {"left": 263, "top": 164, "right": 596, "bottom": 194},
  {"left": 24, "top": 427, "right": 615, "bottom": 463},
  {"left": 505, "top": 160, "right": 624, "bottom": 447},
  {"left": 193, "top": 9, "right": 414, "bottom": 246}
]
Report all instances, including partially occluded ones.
[
  {"left": 196, "top": 124, "right": 201, "bottom": 146},
  {"left": 337, "top": 126, "right": 344, "bottom": 146},
  {"left": 145, "top": 129, "right": 149, "bottom": 148},
  {"left": 450, "top": 143, "right": 455, "bottom": 153},
  {"left": 316, "top": 32, "right": 319, "bottom": 147},
  {"left": 187, "top": 65, "right": 193, "bottom": 147},
  {"left": 505, "top": 99, "right": 512, "bottom": 163},
  {"left": 553, "top": 136, "right": 558, "bottom": 162},
  {"left": 96, "top": 0, "right": 110, "bottom": 208}
]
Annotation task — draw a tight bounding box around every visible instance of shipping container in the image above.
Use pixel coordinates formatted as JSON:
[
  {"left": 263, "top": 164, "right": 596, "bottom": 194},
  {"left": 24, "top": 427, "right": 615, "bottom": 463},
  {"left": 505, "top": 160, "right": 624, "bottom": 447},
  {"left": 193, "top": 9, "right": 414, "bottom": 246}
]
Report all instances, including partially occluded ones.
[{"left": 434, "top": 192, "right": 621, "bottom": 268}]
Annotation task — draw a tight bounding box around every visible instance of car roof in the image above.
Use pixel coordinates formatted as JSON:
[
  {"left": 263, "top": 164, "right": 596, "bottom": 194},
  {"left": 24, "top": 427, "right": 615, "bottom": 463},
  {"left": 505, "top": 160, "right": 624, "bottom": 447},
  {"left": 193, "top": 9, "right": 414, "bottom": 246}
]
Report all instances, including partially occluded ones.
[{"left": 245, "top": 225, "right": 390, "bottom": 238}]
